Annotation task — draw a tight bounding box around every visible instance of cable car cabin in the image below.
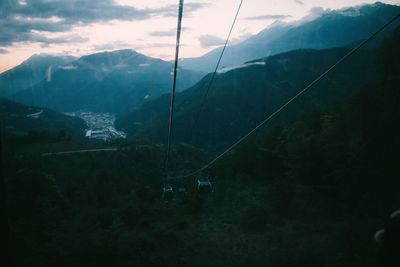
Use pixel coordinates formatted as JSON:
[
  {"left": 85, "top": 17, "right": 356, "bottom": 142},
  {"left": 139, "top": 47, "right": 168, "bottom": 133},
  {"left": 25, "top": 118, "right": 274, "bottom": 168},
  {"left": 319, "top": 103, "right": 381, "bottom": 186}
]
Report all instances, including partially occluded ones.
[
  {"left": 177, "top": 187, "right": 186, "bottom": 195},
  {"left": 162, "top": 184, "right": 174, "bottom": 200},
  {"left": 197, "top": 178, "right": 213, "bottom": 194}
]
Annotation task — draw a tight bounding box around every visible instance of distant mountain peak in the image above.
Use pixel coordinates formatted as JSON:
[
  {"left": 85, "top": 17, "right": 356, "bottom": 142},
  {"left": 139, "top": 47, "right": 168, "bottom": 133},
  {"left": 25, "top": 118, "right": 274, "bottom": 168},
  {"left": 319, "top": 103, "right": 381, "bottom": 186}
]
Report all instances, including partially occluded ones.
[
  {"left": 372, "top": 1, "right": 386, "bottom": 7},
  {"left": 82, "top": 49, "right": 139, "bottom": 58},
  {"left": 179, "top": 1, "right": 400, "bottom": 72},
  {"left": 334, "top": 1, "right": 397, "bottom": 16},
  {"left": 3, "top": 46, "right": 204, "bottom": 113},
  {"left": 78, "top": 49, "right": 158, "bottom": 67},
  {"left": 26, "top": 53, "right": 74, "bottom": 61}
]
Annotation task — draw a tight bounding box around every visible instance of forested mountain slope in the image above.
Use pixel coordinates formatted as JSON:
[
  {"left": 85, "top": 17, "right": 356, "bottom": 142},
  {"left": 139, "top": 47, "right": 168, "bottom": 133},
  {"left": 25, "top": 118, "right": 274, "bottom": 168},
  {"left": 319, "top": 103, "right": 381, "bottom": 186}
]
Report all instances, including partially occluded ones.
[
  {"left": 180, "top": 2, "right": 400, "bottom": 72},
  {"left": 117, "top": 46, "right": 381, "bottom": 153},
  {"left": 0, "top": 98, "right": 85, "bottom": 137},
  {"left": 7, "top": 50, "right": 203, "bottom": 114}
]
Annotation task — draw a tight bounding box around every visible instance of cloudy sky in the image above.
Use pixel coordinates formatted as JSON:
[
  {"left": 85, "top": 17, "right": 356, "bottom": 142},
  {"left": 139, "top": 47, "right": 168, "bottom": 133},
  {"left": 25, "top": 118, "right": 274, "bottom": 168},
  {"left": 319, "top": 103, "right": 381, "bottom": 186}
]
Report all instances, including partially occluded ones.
[{"left": 0, "top": 0, "right": 399, "bottom": 72}]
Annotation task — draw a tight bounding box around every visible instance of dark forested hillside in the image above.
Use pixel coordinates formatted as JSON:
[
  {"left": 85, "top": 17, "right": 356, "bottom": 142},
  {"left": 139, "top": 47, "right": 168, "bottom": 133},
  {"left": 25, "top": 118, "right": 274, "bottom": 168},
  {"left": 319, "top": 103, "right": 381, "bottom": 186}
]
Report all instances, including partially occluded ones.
[
  {"left": 116, "top": 46, "right": 381, "bottom": 154},
  {"left": 2, "top": 3, "right": 400, "bottom": 267},
  {"left": 3, "top": 67, "right": 399, "bottom": 267},
  {"left": 216, "top": 76, "right": 400, "bottom": 212},
  {"left": 180, "top": 2, "right": 400, "bottom": 72},
  {"left": 0, "top": 98, "right": 85, "bottom": 137}
]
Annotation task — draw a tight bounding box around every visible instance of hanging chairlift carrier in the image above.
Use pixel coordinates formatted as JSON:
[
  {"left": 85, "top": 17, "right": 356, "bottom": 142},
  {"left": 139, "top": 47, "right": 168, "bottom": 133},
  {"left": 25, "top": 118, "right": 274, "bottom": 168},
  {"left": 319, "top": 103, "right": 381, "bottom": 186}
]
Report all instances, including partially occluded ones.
[
  {"left": 162, "top": 184, "right": 174, "bottom": 200},
  {"left": 177, "top": 187, "right": 187, "bottom": 194},
  {"left": 197, "top": 177, "right": 213, "bottom": 194}
]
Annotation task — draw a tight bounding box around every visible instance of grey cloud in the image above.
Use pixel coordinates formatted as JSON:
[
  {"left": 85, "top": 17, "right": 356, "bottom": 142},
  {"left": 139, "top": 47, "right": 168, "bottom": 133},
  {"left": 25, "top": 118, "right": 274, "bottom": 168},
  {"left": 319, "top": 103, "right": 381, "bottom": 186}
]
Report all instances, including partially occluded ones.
[
  {"left": 0, "top": 0, "right": 206, "bottom": 47},
  {"left": 149, "top": 29, "right": 176, "bottom": 37},
  {"left": 149, "top": 43, "right": 177, "bottom": 48},
  {"left": 36, "top": 34, "right": 90, "bottom": 48},
  {"left": 93, "top": 41, "right": 133, "bottom": 51},
  {"left": 295, "top": 0, "right": 304, "bottom": 5},
  {"left": 133, "top": 43, "right": 177, "bottom": 50},
  {"left": 0, "top": 23, "right": 88, "bottom": 47},
  {"left": 92, "top": 42, "right": 177, "bottom": 52},
  {"left": 0, "top": 48, "right": 8, "bottom": 54},
  {"left": 295, "top": 7, "right": 328, "bottom": 24},
  {"left": 185, "top": 2, "right": 210, "bottom": 13},
  {"left": 309, "top": 7, "right": 326, "bottom": 15},
  {"left": 149, "top": 27, "right": 190, "bottom": 37},
  {"left": 1, "top": 0, "right": 152, "bottom": 23},
  {"left": 156, "top": 3, "right": 210, "bottom": 17},
  {"left": 198, "top": 34, "right": 225, "bottom": 48},
  {"left": 307, "top": 6, "right": 329, "bottom": 19},
  {"left": 231, "top": 31, "right": 253, "bottom": 44},
  {"left": 244, "top": 14, "right": 292, "bottom": 20}
]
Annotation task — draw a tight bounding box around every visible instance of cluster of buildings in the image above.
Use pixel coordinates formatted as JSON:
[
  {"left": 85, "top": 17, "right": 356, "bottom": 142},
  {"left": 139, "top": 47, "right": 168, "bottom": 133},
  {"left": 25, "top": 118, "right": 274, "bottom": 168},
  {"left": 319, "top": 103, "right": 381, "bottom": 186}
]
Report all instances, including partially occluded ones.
[{"left": 66, "top": 111, "right": 126, "bottom": 141}]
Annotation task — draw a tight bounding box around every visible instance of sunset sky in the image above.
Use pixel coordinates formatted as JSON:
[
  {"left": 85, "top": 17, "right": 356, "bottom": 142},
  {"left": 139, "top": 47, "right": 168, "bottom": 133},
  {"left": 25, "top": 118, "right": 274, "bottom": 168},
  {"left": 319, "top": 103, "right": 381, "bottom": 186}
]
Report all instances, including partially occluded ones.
[{"left": 1, "top": 0, "right": 399, "bottom": 73}]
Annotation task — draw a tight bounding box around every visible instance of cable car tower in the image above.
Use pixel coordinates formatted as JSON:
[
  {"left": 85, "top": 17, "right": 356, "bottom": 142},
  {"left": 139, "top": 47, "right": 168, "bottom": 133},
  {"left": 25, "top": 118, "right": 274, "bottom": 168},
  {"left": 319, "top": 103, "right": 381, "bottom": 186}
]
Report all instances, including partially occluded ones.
[
  {"left": 162, "top": 0, "right": 399, "bottom": 201},
  {"left": 163, "top": 0, "right": 184, "bottom": 200}
]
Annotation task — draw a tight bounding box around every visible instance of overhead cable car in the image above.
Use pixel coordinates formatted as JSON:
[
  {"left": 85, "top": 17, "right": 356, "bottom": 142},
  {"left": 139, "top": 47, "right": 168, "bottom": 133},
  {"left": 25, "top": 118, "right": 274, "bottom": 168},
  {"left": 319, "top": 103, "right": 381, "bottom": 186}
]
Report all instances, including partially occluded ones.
[
  {"left": 162, "top": 184, "right": 174, "bottom": 200},
  {"left": 197, "top": 176, "right": 213, "bottom": 194},
  {"left": 177, "top": 187, "right": 187, "bottom": 195}
]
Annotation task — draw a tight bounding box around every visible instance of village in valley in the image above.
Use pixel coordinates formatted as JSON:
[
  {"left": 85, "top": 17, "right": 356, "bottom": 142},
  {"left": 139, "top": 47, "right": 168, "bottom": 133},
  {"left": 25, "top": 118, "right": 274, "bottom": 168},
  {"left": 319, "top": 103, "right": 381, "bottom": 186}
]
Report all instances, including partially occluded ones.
[{"left": 66, "top": 111, "right": 126, "bottom": 141}]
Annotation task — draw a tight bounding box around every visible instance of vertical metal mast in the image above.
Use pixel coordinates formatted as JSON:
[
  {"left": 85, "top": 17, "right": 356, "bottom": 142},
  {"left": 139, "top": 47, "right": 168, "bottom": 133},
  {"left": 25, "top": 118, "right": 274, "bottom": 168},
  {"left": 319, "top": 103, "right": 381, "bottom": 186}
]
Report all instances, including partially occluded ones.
[{"left": 165, "top": 0, "right": 184, "bottom": 184}]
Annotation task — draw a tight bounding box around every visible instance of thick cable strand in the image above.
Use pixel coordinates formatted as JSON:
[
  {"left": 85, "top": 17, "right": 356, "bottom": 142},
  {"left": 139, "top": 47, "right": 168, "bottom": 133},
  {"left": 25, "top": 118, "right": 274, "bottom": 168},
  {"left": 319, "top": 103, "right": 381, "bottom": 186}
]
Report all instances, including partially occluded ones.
[
  {"left": 164, "top": 0, "right": 184, "bottom": 183},
  {"left": 191, "top": 0, "right": 244, "bottom": 134},
  {"left": 169, "top": 12, "right": 400, "bottom": 180}
]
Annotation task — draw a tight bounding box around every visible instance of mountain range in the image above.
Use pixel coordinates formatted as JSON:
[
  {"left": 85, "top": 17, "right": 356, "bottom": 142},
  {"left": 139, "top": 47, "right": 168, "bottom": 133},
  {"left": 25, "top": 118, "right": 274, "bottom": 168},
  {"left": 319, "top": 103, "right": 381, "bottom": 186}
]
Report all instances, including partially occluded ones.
[
  {"left": 0, "top": 1, "right": 398, "bottom": 146},
  {"left": 180, "top": 2, "right": 400, "bottom": 72},
  {"left": 2, "top": 2, "right": 400, "bottom": 267},
  {"left": 0, "top": 54, "right": 76, "bottom": 96},
  {"left": 2, "top": 50, "right": 204, "bottom": 114},
  {"left": 116, "top": 26, "right": 399, "bottom": 153}
]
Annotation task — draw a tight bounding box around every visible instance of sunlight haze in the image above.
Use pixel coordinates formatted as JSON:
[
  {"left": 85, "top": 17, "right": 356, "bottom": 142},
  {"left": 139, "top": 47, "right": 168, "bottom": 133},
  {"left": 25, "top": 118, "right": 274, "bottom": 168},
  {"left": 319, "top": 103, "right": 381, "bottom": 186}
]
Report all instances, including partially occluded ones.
[{"left": 0, "top": 0, "right": 399, "bottom": 72}]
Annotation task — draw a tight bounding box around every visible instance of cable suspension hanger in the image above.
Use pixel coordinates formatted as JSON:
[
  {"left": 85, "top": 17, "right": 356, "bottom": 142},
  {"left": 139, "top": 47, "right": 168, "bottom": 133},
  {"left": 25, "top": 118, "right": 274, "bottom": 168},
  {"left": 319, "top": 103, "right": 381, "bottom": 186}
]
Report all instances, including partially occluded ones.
[
  {"left": 190, "top": 0, "right": 244, "bottom": 136},
  {"left": 169, "top": 12, "right": 400, "bottom": 180},
  {"left": 164, "top": 0, "right": 185, "bottom": 184}
]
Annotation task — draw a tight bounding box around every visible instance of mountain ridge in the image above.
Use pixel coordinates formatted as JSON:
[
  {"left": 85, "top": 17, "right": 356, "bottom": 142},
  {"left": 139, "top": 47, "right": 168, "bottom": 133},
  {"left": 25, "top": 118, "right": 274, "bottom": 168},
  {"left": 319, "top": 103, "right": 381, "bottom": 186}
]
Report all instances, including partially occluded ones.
[
  {"left": 179, "top": 2, "right": 400, "bottom": 72},
  {"left": 0, "top": 98, "right": 85, "bottom": 137},
  {"left": 0, "top": 54, "right": 76, "bottom": 96},
  {"left": 5, "top": 49, "right": 204, "bottom": 114},
  {"left": 115, "top": 44, "right": 384, "bottom": 153}
]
